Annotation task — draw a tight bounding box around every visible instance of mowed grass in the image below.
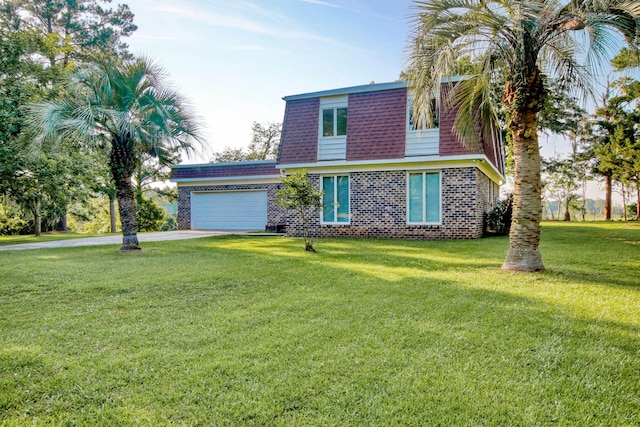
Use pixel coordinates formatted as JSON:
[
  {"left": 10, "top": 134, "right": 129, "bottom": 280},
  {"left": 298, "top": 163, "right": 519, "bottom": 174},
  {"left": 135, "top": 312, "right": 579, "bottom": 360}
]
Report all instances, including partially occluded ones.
[
  {"left": 0, "top": 232, "right": 109, "bottom": 246},
  {"left": 0, "top": 222, "right": 639, "bottom": 426}
]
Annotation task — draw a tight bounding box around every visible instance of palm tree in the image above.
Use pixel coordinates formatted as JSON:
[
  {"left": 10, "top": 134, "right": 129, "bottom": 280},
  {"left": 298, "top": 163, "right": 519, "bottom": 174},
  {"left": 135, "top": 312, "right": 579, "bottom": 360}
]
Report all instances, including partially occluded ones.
[
  {"left": 29, "top": 55, "right": 201, "bottom": 250},
  {"left": 408, "top": 0, "right": 639, "bottom": 271}
]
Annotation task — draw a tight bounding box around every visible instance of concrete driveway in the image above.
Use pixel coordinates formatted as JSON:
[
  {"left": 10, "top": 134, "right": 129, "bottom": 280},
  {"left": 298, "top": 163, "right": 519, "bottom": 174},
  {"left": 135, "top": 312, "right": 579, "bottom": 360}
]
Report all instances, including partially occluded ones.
[{"left": 0, "top": 230, "right": 241, "bottom": 251}]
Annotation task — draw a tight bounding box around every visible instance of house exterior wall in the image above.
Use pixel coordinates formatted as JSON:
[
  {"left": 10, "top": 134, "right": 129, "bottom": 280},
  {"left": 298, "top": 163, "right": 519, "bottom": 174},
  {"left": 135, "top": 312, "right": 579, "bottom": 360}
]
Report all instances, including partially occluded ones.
[
  {"left": 438, "top": 86, "right": 485, "bottom": 158},
  {"left": 277, "top": 98, "right": 319, "bottom": 165},
  {"left": 346, "top": 89, "right": 407, "bottom": 161},
  {"left": 285, "top": 167, "right": 491, "bottom": 239},
  {"left": 177, "top": 183, "right": 287, "bottom": 230}
]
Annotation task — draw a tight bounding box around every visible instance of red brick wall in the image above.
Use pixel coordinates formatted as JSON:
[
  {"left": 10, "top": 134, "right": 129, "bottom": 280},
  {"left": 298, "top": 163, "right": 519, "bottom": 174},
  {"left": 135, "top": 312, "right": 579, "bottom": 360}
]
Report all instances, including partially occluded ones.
[
  {"left": 346, "top": 88, "right": 407, "bottom": 161},
  {"left": 277, "top": 98, "right": 319, "bottom": 165}
]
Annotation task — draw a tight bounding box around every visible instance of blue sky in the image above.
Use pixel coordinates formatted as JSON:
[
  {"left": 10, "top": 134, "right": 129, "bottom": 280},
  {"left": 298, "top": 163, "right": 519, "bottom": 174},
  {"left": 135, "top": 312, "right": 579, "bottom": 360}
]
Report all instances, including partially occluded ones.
[{"left": 125, "top": 0, "right": 415, "bottom": 162}]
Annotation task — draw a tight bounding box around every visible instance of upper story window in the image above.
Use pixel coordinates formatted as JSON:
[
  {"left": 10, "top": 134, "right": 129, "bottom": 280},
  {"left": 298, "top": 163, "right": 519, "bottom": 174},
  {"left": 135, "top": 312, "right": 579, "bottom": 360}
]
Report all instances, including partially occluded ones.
[
  {"left": 408, "top": 98, "right": 438, "bottom": 130},
  {"left": 323, "top": 107, "right": 348, "bottom": 137},
  {"left": 406, "top": 92, "right": 439, "bottom": 157},
  {"left": 318, "top": 96, "right": 348, "bottom": 161}
]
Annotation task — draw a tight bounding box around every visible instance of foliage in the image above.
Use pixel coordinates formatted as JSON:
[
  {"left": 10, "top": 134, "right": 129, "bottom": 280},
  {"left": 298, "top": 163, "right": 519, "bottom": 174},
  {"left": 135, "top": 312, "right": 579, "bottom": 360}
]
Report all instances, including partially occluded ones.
[
  {"left": 11, "top": 0, "right": 137, "bottom": 65},
  {"left": 407, "top": 0, "right": 639, "bottom": 272},
  {"left": 538, "top": 78, "right": 587, "bottom": 139},
  {"left": 484, "top": 194, "right": 512, "bottom": 236},
  {"left": 0, "top": 0, "right": 138, "bottom": 236},
  {"left": 612, "top": 47, "right": 640, "bottom": 70},
  {"left": 275, "top": 169, "right": 322, "bottom": 251},
  {"left": 585, "top": 75, "right": 640, "bottom": 220},
  {"left": 0, "top": 223, "right": 639, "bottom": 424},
  {"left": 135, "top": 194, "right": 167, "bottom": 232},
  {"left": 0, "top": 197, "right": 28, "bottom": 235},
  {"left": 68, "top": 195, "right": 118, "bottom": 233},
  {"left": 28, "top": 55, "right": 202, "bottom": 250},
  {"left": 211, "top": 121, "right": 281, "bottom": 162},
  {"left": 542, "top": 157, "right": 583, "bottom": 221}
]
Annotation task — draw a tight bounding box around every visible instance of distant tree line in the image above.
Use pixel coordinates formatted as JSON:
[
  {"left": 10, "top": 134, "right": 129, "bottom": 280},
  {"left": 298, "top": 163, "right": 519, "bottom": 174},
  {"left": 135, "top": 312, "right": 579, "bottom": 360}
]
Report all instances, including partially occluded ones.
[{"left": 539, "top": 50, "right": 640, "bottom": 222}]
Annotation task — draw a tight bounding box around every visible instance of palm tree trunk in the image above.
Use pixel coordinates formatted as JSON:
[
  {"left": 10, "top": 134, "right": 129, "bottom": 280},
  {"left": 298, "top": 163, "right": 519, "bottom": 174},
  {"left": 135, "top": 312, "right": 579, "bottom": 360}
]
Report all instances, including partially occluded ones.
[
  {"left": 502, "top": 106, "right": 544, "bottom": 271},
  {"left": 113, "top": 173, "right": 140, "bottom": 250},
  {"left": 110, "top": 137, "right": 140, "bottom": 251}
]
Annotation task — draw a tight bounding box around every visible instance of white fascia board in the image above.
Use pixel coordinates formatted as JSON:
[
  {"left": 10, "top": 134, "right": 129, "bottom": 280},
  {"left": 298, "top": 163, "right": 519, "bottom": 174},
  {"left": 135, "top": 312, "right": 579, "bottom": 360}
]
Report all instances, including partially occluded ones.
[
  {"left": 277, "top": 154, "right": 505, "bottom": 184},
  {"left": 172, "top": 159, "right": 276, "bottom": 169},
  {"left": 283, "top": 77, "right": 474, "bottom": 102},
  {"left": 172, "top": 176, "right": 281, "bottom": 186}
]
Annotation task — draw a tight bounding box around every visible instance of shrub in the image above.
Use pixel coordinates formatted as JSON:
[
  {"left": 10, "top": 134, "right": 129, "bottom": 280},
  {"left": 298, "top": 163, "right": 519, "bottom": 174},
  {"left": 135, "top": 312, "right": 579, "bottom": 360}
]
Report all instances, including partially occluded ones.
[
  {"left": 0, "top": 199, "right": 28, "bottom": 235},
  {"left": 485, "top": 194, "right": 512, "bottom": 236},
  {"left": 136, "top": 196, "right": 167, "bottom": 232}
]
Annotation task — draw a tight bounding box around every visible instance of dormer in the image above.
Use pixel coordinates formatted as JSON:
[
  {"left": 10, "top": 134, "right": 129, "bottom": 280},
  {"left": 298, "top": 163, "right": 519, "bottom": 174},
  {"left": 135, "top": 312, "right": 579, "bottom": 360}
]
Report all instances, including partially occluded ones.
[
  {"left": 318, "top": 96, "right": 348, "bottom": 161},
  {"left": 405, "top": 92, "right": 439, "bottom": 157}
]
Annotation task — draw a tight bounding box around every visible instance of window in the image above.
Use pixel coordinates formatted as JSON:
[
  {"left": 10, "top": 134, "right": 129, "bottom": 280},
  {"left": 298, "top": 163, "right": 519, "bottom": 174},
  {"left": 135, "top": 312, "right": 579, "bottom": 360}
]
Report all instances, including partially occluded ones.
[
  {"left": 322, "top": 175, "right": 349, "bottom": 223},
  {"left": 408, "top": 172, "right": 441, "bottom": 223},
  {"left": 408, "top": 98, "right": 438, "bottom": 130},
  {"left": 322, "top": 107, "right": 348, "bottom": 137},
  {"left": 318, "top": 96, "right": 348, "bottom": 161}
]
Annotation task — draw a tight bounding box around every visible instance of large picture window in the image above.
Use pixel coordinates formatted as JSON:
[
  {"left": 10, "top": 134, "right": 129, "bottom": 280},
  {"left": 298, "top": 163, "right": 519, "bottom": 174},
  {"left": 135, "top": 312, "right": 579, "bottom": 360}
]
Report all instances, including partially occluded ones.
[
  {"left": 322, "top": 107, "right": 347, "bottom": 137},
  {"left": 408, "top": 172, "right": 441, "bottom": 223},
  {"left": 322, "top": 175, "right": 349, "bottom": 223}
]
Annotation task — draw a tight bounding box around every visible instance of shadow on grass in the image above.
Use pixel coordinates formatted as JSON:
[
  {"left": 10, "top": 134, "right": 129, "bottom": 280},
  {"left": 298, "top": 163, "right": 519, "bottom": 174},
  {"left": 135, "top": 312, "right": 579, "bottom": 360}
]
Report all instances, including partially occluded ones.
[{"left": 1, "top": 236, "right": 639, "bottom": 425}]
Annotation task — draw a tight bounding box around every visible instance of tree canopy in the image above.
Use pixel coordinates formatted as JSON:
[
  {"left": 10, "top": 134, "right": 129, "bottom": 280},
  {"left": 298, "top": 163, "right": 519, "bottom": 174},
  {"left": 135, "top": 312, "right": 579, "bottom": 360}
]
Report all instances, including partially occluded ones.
[
  {"left": 28, "top": 55, "right": 202, "bottom": 249},
  {"left": 408, "top": 0, "right": 640, "bottom": 271}
]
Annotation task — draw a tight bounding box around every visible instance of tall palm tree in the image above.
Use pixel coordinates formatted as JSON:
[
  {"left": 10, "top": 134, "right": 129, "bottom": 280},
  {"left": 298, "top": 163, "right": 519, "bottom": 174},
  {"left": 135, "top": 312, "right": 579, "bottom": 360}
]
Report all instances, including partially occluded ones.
[
  {"left": 29, "top": 56, "right": 202, "bottom": 250},
  {"left": 408, "top": 0, "right": 639, "bottom": 271}
]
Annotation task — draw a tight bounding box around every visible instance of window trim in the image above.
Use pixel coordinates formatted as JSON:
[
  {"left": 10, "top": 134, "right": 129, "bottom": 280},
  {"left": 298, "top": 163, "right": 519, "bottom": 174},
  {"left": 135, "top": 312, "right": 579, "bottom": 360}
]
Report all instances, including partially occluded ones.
[
  {"left": 407, "top": 95, "right": 439, "bottom": 131},
  {"left": 321, "top": 174, "right": 350, "bottom": 224},
  {"left": 321, "top": 106, "right": 348, "bottom": 138},
  {"left": 406, "top": 171, "right": 442, "bottom": 225}
]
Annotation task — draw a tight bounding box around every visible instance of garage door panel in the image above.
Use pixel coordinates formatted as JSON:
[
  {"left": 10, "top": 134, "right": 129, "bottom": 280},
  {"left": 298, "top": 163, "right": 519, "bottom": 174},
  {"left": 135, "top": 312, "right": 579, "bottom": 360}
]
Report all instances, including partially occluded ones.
[{"left": 191, "top": 191, "right": 267, "bottom": 230}]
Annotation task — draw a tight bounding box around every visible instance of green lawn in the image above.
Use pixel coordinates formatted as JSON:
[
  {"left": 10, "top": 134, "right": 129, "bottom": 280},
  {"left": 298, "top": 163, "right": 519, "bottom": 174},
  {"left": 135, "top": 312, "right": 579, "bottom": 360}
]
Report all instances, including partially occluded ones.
[
  {"left": 1, "top": 222, "right": 639, "bottom": 425},
  {"left": 0, "top": 232, "right": 110, "bottom": 246}
]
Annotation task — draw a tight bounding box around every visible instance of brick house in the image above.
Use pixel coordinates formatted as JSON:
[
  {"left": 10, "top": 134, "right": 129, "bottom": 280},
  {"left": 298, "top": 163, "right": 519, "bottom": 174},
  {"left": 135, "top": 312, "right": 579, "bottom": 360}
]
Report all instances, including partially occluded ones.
[{"left": 171, "top": 79, "right": 505, "bottom": 239}]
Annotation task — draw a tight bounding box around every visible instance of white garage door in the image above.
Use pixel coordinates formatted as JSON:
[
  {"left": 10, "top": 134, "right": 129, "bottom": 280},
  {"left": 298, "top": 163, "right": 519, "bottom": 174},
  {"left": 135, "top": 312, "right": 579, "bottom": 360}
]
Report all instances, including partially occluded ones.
[{"left": 191, "top": 191, "right": 268, "bottom": 230}]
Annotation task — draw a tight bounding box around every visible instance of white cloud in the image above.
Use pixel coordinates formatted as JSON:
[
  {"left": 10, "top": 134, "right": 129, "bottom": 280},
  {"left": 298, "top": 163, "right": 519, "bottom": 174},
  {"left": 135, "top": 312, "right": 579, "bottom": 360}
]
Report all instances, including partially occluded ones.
[
  {"left": 153, "top": 4, "right": 334, "bottom": 44},
  {"left": 300, "top": 0, "right": 345, "bottom": 9}
]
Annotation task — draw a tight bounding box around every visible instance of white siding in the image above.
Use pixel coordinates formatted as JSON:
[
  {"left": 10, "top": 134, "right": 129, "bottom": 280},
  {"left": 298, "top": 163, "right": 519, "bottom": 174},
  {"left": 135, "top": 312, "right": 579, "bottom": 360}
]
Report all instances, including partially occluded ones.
[
  {"left": 405, "top": 128, "right": 439, "bottom": 156},
  {"left": 191, "top": 191, "right": 267, "bottom": 230},
  {"left": 318, "top": 137, "right": 347, "bottom": 160}
]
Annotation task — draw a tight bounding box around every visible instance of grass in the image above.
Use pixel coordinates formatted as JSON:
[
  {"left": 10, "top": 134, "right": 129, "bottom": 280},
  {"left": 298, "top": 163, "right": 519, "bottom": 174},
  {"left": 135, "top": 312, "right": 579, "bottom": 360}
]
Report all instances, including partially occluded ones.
[
  {"left": 0, "top": 222, "right": 639, "bottom": 425},
  {"left": 0, "top": 231, "right": 110, "bottom": 246}
]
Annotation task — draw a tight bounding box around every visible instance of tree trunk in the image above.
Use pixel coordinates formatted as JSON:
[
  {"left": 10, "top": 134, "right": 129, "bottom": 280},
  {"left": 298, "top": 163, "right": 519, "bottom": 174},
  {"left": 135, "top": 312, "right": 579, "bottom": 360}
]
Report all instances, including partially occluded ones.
[
  {"left": 563, "top": 199, "right": 571, "bottom": 222},
  {"left": 110, "top": 136, "right": 140, "bottom": 251},
  {"left": 109, "top": 195, "right": 117, "bottom": 233},
  {"left": 636, "top": 184, "right": 640, "bottom": 220},
  {"left": 622, "top": 185, "right": 627, "bottom": 221},
  {"left": 605, "top": 175, "right": 612, "bottom": 220},
  {"left": 502, "top": 74, "right": 544, "bottom": 271},
  {"left": 113, "top": 174, "right": 140, "bottom": 250},
  {"left": 56, "top": 213, "right": 68, "bottom": 231},
  {"left": 32, "top": 199, "right": 42, "bottom": 237}
]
